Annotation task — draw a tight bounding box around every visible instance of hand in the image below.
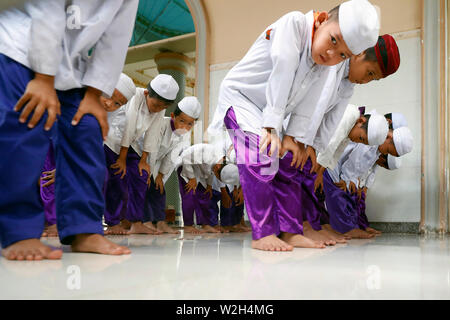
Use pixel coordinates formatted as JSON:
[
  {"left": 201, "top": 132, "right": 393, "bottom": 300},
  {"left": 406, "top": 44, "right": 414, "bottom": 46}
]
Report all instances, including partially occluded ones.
[
  {"left": 41, "top": 169, "right": 56, "bottom": 188},
  {"left": 334, "top": 180, "right": 347, "bottom": 192},
  {"left": 236, "top": 187, "right": 244, "bottom": 206},
  {"left": 302, "top": 146, "right": 317, "bottom": 173},
  {"left": 349, "top": 181, "right": 357, "bottom": 194},
  {"left": 185, "top": 178, "right": 197, "bottom": 194},
  {"left": 260, "top": 127, "right": 281, "bottom": 157},
  {"left": 138, "top": 160, "right": 151, "bottom": 185},
  {"left": 357, "top": 187, "right": 363, "bottom": 200},
  {"left": 232, "top": 186, "right": 239, "bottom": 202},
  {"left": 280, "top": 135, "right": 304, "bottom": 168},
  {"left": 204, "top": 185, "right": 213, "bottom": 199},
  {"left": 221, "top": 189, "right": 232, "bottom": 209},
  {"left": 111, "top": 157, "right": 127, "bottom": 179},
  {"left": 314, "top": 171, "right": 324, "bottom": 194},
  {"left": 363, "top": 187, "right": 368, "bottom": 194},
  {"left": 71, "top": 87, "right": 109, "bottom": 140},
  {"left": 14, "top": 73, "right": 61, "bottom": 131},
  {"left": 155, "top": 173, "right": 165, "bottom": 195}
]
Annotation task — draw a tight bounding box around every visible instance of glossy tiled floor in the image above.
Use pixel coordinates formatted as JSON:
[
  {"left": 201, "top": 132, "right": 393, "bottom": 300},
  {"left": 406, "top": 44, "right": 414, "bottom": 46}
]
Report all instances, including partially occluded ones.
[{"left": 1, "top": 232, "right": 449, "bottom": 299}]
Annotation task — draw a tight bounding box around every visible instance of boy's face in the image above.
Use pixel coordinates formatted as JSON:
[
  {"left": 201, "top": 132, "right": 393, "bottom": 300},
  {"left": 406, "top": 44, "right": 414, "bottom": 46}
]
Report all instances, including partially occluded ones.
[
  {"left": 348, "top": 117, "right": 369, "bottom": 144},
  {"left": 171, "top": 111, "right": 196, "bottom": 135},
  {"left": 100, "top": 89, "right": 128, "bottom": 112},
  {"left": 348, "top": 53, "right": 383, "bottom": 84},
  {"left": 144, "top": 90, "right": 169, "bottom": 113},
  {"left": 378, "top": 130, "right": 399, "bottom": 157},
  {"left": 311, "top": 13, "right": 353, "bottom": 66}
]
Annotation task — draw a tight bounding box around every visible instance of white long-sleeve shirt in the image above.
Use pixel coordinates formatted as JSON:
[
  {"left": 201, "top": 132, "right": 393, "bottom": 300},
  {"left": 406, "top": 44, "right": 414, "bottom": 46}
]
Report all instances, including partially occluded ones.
[
  {"left": 179, "top": 144, "right": 226, "bottom": 189},
  {"left": 0, "top": 0, "right": 138, "bottom": 96},
  {"left": 284, "top": 59, "right": 355, "bottom": 153},
  {"left": 339, "top": 143, "right": 380, "bottom": 188},
  {"left": 316, "top": 104, "right": 361, "bottom": 169},
  {"left": 105, "top": 88, "right": 165, "bottom": 156},
  {"left": 208, "top": 11, "right": 327, "bottom": 138},
  {"left": 146, "top": 117, "right": 191, "bottom": 183}
]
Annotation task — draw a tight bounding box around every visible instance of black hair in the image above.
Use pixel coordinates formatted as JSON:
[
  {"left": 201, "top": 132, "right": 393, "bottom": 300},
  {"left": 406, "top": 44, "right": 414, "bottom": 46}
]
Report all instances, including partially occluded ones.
[
  {"left": 173, "top": 105, "right": 183, "bottom": 117},
  {"left": 328, "top": 5, "right": 340, "bottom": 23},
  {"left": 384, "top": 113, "right": 394, "bottom": 130},
  {"left": 361, "top": 114, "right": 371, "bottom": 133},
  {"left": 363, "top": 47, "right": 378, "bottom": 62},
  {"left": 146, "top": 84, "right": 176, "bottom": 105}
]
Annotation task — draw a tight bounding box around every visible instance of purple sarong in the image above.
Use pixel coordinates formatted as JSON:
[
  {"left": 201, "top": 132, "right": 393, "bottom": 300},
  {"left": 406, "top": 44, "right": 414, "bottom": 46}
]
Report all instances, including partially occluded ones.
[
  {"left": 177, "top": 167, "right": 209, "bottom": 226},
  {"left": 356, "top": 191, "right": 370, "bottom": 229},
  {"left": 143, "top": 177, "right": 166, "bottom": 222},
  {"left": 219, "top": 186, "right": 244, "bottom": 227},
  {"left": 322, "top": 170, "right": 359, "bottom": 233},
  {"left": 40, "top": 144, "right": 56, "bottom": 226},
  {"left": 224, "top": 107, "right": 281, "bottom": 240},
  {"left": 103, "top": 145, "right": 128, "bottom": 226},
  {"left": 125, "top": 147, "right": 149, "bottom": 222},
  {"left": 272, "top": 152, "right": 304, "bottom": 234}
]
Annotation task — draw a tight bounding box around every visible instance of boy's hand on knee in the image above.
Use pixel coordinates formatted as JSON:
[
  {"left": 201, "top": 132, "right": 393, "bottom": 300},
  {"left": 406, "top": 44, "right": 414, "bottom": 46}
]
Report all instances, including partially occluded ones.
[
  {"left": 304, "top": 146, "right": 317, "bottom": 174},
  {"left": 14, "top": 73, "right": 61, "bottom": 131},
  {"left": 334, "top": 180, "right": 347, "bottom": 192},
  {"left": 280, "top": 135, "right": 303, "bottom": 168},
  {"left": 71, "top": 87, "right": 109, "bottom": 140},
  {"left": 221, "top": 187, "right": 232, "bottom": 208},
  {"left": 138, "top": 160, "right": 150, "bottom": 179},
  {"left": 155, "top": 173, "right": 165, "bottom": 194},
  {"left": 260, "top": 127, "right": 281, "bottom": 158},
  {"left": 349, "top": 181, "right": 357, "bottom": 194},
  {"left": 185, "top": 178, "right": 197, "bottom": 194},
  {"left": 313, "top": 172, "right": 324, "bottom": 194},
  {"left": 205, "top": 185, "right": 213, "bottom": 199},
  {"left": 41, "top": 169, "right": 56, "bottom": 188},
  {"left": 111, "top": 157, "right": 127, "bottom": 179}
]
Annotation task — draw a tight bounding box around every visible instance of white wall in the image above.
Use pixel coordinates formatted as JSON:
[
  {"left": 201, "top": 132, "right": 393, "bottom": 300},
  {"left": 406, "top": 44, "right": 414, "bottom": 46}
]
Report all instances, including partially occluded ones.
[
  {"left": 208, "top": 35, "right": 422, "bottom": 223},
  {"left": 350, "top": 36, "right": 422, "bottom": 223}
]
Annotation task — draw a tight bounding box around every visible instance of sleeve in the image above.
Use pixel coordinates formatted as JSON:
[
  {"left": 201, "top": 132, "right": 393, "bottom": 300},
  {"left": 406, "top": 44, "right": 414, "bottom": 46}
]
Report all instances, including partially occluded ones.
[
  {"left": 340, "top": 149, "right": 363, "bottom": 188},
  {"left": 120, "top": 97, "right": 139, "bottom": 148},
  {"left": 143, "top": 111, "right": 165, "bottom": 153},
  {"left": 285, "top": 65, "right": 338, "bottom": 146},
  {"left": 261, "top": 12, "right": 305, "bottom": 135},
  {"left": 81, "top": 0, "right": 139, "bottom": 96},
  {"left": 26, "top": 0, "right": 66, "bottom": 75},
  {"left": 159, "top": 139, "right": 190, "bottom": 175},
  {"left": 365, "top": 166, "right": 378, "bottom": 189},
  {"left": 316, "top": 105, "right": 359, "bottom": 169}
]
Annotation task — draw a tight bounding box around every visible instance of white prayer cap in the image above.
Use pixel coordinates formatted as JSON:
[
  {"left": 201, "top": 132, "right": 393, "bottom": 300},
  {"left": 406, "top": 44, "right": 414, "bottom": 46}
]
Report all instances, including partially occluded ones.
[
  {"left": 393, "top": 126, "right": 413, "bottom": 156},
  {"left": 178, "top": 96, "right": 202, "bottom": 119},
  {"left": 220, "top": 164, "right": 240, "bottom": 186},
  {"left": 339, "top": 0, "right": 380, "bottom": 55},
  {"left": 391, "top": 113, "right": 408, "bottom": 130},
  {"left": 149, "top": 74, "right": 179, "bottom": 100},
  {"left": 387, "top": 154, "right": 402, "bottom": 170},
  {"left": 115, "top": 73, "right": 136, "bottom": 101},
  {"left": 367, "top": 112, "right": 388, "bottom": 146}
]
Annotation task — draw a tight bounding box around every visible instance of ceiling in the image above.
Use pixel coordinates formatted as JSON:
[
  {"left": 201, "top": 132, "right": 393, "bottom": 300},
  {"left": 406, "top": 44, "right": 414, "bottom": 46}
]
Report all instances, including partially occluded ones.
[{"left": 125, "top": 0, "right": 196, "bottom": 94}]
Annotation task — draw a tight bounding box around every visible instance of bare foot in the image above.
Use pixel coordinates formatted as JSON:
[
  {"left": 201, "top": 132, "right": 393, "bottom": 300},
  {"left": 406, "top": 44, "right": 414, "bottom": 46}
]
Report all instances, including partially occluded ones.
[
  {"left": 105, "top": 224, "right": 129, "bottom": 235},
  {"left": 279, "top": 232, "right": 326, "bottom": 248},
  {"left": 366, "top": 227, "right": 382, "bottom": 235},
  {"left": 183, "top": 225, "right": 205, "bottom": 234},
  {"left": 239, "top": 222, "right": 252, "bottom": 232},
  {"left": 251, "top": 234, "right": 293, "bottom": 252},
  {"left": 2, "top": 239, "right": 63, "bottom": 261},
  {"left": 215, "top": 226, "right": 229, "bottom": 233},
  {"left": 224, "top": 225, "right": 243, "bottom": 233},
  {"left": 71, "top": 233, "right": 131, "bottom": 255},
  {"left": 318, "top": 229, "right": 347, "bottom": 244},
  {"left": 120, "top": 219, "right": 131, "bottom": 230},
  {"left": 129, "top": 222, "right": 163, "bottom": 235},
  {"left": 322, "top": 224, "right": 352, "bottom": 240},
  {"left": 236, "top": 224, "right": 251, "bottom": 232},
  {"left": 156, "top": 221, "right": 180, "bottom": 234},
  {"left": 344, "top": 228, "right": 375, "bottom": 239},
  {"left": 303, "top": 222, "right": 336, "bottom": 246},
  {"left": 200, "top": 225, "right": 221, "bottom": 233}
]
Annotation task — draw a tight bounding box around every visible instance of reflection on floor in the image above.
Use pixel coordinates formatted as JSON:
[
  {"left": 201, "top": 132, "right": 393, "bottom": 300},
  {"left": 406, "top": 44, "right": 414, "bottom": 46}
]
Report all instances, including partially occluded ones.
[{"left": 0, "top": 233, "right": 449, "bottom": 299}]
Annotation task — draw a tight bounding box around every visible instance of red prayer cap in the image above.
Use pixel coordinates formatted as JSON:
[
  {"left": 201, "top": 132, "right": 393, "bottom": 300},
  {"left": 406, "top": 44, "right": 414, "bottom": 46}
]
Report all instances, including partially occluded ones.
[{"left": 374, "top": 34, "right": 400, "bottom": 78}]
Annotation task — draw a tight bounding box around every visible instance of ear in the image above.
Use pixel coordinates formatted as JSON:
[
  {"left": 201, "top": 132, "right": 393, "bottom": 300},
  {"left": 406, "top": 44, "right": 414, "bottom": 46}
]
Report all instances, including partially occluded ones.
[
  {"left": 357, "top": 116, "right": 367, "bottom": 125},
  {"left": 315, "top": 11, "right": 329, "bottom": 27},
  {"left": 144, "top": 89, "right": 148, "bottom": 96},
  {"left": 386, "top": 119, "right": 392, "bottom": 126},
  {"left": 170, "top": 112, "right": 175, "bottom": 119}
]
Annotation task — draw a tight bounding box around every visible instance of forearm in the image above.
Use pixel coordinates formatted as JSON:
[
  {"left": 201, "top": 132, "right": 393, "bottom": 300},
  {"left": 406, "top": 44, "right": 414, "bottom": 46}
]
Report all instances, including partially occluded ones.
[{"left": 118, "top": 146, "right": 129, "bottom": 161}]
